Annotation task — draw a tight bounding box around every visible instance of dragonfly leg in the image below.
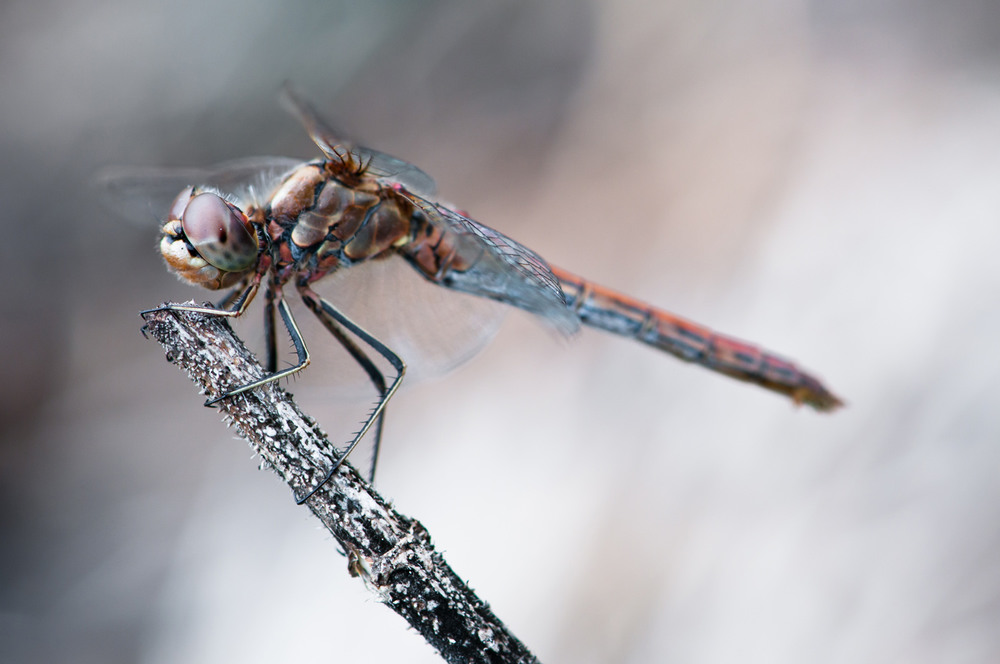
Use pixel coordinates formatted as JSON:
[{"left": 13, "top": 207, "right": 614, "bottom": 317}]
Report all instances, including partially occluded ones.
[
  {"left": 204, "top": 291, "right": 311, "bottom": 406},
  {"left": 294, "top": 286, "right": 405, "bottom": 504},
  {"left": 301, "top": 293, "right": 388, "bottom": 484},
  {"left": 263, "top": 286, "right": 278, "bottom": 374},
  {"left": 214, "top": 285, "right": 245, "bottom": 311},
  {"left": 141, "top": 278, "right": 261, "bottom": 319}
]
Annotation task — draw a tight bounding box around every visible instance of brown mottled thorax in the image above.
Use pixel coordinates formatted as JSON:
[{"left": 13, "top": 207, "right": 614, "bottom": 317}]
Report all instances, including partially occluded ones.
[{"left": 265, "top": 160, "right": 417, "bottom": 285}]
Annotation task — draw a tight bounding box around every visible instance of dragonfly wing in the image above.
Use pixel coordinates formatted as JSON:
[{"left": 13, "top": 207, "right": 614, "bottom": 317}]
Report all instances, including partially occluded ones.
[
  {"left": 97, "top": 156, "right": 301, "bottom": 225},
  {"left": 280, "top": 84, "right": 437, "bottom": 197},
  {"left": 404, "top": 194, "right": 581, "bottom": 336},
  {"left": 295, "top": 255, "right": 506, "bottom": 396},
  {"left": 357, "top": 148, "right": 437, "bottom": 198}
]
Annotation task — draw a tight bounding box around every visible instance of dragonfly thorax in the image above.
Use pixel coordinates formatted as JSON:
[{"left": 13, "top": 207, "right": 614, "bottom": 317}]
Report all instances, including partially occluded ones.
[{"left": 263, "top": 161, "right": 417, "bottom": 284}]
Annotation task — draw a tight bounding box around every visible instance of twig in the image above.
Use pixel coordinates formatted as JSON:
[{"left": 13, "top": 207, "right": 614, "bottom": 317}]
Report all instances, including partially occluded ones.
[{"left": 141, "top": 303, "right": 540, "bottom": 664}]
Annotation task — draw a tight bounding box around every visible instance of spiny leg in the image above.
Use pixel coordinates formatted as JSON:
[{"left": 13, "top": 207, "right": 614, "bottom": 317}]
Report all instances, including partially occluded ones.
[
  {"left": 263, "top": 286, "right": 278, "bottom": 374},
  {"left": 215, "top": 285, "right": 244, "bottom": 311},
  {"left": 302, "top": 295, "right": 388, "bottom": 484},
  {"left": 295, "top": 286, "right": 405, "bottom": 504},
  {"left": 204, "top": 293, "right": 311, "bottom": 406},
  {"left": 141, "top": 279, "right": 261, "bottom": 319}
]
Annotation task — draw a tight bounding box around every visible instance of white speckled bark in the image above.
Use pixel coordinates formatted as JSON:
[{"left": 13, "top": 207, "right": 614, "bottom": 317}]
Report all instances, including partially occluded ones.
[{"left": 142, "top": 304, "right": 539, "bottom": 664}]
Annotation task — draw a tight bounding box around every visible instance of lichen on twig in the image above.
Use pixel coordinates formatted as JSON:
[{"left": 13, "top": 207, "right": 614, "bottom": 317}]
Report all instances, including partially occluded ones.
[{"left": 141, "top": 304, "right": 539, "bottom": 664}]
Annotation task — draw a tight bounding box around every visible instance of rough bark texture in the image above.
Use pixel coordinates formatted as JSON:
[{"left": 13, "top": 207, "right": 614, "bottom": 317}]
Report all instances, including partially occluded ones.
[{"left": 142, "top": 304, "right": 539, "bottom": 664}]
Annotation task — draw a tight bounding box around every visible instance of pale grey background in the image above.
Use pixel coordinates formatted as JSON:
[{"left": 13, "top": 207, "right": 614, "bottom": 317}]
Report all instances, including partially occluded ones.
[{"left": 2, "top": 0, "right": 999, "bottom": 662}]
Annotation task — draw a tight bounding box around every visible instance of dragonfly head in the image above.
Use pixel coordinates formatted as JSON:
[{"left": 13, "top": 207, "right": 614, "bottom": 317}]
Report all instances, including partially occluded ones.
[{"left": 159, "top": 187, "right": 261, "bottom": 290}]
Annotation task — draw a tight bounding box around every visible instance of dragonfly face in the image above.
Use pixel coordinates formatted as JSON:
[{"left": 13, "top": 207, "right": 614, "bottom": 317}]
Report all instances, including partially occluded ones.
[{"left": 160, "top": 186, "right": 261, "bottom": 290}]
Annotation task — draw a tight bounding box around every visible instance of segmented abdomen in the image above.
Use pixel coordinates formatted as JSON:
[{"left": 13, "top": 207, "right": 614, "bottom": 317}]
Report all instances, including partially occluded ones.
[{"left": 552, "top": 266, "right": 843, "bottom": 411}]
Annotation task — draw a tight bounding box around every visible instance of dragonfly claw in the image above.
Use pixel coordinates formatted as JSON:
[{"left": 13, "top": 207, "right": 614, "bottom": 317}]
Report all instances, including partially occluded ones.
[
  {"left": 203, "top": 394, "right": 227, "bottom": 408},
  {"left": 139, "top": 304, "right": 171, "bottom": 318}
]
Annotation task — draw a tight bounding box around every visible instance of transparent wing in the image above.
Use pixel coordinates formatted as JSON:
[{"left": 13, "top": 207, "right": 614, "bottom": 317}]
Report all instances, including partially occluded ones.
[
  {"left": 403, "top": 194, "right": 581, "bottom": 336},
  {"left": 96, "top": 156, "right": 302, "bottom": 224},
  {"left": 280, "top": 86, "right": 577, "bottom": 334},
  {"left": 279, "top": 84, "right": 437, "bottom": 197},
  {"left": 285, "top": 255, "right": 507, "bottom": 398},
  {"left": 358, "top": 148, "right": 438, "bottom": 198}
]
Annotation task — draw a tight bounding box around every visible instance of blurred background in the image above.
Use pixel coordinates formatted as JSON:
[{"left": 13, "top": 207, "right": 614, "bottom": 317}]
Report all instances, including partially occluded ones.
[{"left": 2, "top": 0, "right": 999, "bottom": 662}]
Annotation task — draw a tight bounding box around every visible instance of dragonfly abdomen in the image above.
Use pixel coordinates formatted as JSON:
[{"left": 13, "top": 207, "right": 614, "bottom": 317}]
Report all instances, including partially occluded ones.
[
  {"left": 397, "top": 211, "right": 478, "bottom": 281},
  {"left": 552, "top": 266, "right": 843, "bottom": 411}
]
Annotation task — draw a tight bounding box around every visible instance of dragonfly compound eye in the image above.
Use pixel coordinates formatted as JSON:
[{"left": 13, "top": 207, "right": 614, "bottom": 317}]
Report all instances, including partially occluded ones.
[
  {"left": 168, "top": 185, "right": 195, "bottom": 221},
  {"left": 181, "top": 192, "right": 258, "bottom": 272}
]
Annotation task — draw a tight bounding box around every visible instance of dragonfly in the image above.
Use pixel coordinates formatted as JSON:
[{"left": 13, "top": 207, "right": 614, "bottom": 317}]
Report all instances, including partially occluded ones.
[{"left": 114, "top": 87, "right": 842, "bottom": 504}]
